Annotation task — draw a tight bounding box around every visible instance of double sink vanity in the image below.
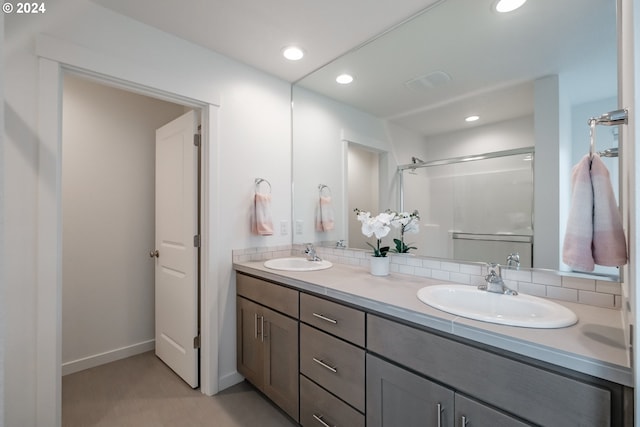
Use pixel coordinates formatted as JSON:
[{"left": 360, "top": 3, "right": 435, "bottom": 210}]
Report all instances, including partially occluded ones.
[{"left": 234, "top": 256, "right": 632, "bottom": 426}]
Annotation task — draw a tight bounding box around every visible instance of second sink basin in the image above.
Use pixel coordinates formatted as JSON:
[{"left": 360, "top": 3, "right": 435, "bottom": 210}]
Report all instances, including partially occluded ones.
[
  {"left": 264, "top": 257, "right": 333, "bottom": 272},
  {"left": 417, "top": 285, "right": 578, "bottom": 328}
]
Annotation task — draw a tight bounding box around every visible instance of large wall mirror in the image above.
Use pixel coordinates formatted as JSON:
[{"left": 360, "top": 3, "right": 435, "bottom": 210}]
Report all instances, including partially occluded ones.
[{"left": 292, "top": 0, "right": 619, "bottom": 277}]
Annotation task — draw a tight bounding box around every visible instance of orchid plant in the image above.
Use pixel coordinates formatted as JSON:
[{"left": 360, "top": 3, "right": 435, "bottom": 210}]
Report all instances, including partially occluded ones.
[
  {"left": 354, "top": 208, "right": 393, "bottom": 257},
  {"left": 389, "top": 209, "right": 420, "bottom": 253}
]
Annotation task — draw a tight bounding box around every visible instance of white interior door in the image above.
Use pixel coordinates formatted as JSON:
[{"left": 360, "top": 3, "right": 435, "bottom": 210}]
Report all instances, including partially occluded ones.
[{"left": 153, "top": 110, "right": 200, "bottom": 388}]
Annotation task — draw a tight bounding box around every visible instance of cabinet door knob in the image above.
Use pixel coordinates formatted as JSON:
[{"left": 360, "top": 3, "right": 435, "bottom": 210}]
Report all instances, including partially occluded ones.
[{"left": 149, "top": 250, "right": 159, "bottom": 258}]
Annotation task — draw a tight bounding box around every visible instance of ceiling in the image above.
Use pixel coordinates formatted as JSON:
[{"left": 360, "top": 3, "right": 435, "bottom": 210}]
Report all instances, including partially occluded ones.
[
  {"left": 90, "top": 0, "right": 442, "bottom": 83},
  {"left": 92, "top": 0, "right": 618, "bottom": 137}
]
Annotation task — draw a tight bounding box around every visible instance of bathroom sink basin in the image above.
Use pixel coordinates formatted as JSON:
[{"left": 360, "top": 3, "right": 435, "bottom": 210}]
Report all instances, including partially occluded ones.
[
  {"left": 264, "top": 257, "right": 333, "bottom": 272},
  {"left": 417, "top": 285, "right": 577, "bottom": 328}
]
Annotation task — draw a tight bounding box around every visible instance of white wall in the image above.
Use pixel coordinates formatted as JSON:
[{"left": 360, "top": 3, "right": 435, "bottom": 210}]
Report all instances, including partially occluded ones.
[
  {"left": 61, "top": 75, "right": 186, "bottom": 373},
  {"left": 4, "top": 1, "right": 291, "bottom": 425},
  {"left": 424, "top": 115, "right": 535, "bottom": 160}
]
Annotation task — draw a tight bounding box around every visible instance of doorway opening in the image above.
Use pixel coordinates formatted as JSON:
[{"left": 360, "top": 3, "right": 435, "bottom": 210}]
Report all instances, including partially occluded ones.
[{"left": 61, "top": 72, "right": 202, "bottom": 388}]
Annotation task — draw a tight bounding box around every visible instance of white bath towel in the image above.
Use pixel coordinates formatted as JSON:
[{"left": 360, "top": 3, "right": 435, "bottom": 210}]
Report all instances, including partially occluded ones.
[
  {"left": 316, "top": 196, "right": 335, "bottom": 232},
  {"left": 252, "top": 192, "right": 273, "bottom": 236},
  {"left": 591, "top": 155, "right": 627, "bottom": 266},
  {"left": 562, "top": 155, "right": 594, "bottom": 271}
]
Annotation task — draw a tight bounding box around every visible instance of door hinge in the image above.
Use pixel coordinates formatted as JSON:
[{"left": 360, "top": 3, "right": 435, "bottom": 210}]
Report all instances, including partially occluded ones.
[
  {"left": 193, "top": 335, "right": 201, "bottom": 349},
  {"left": 194, "top": 133, "right": 201, "bottom": 147},
  {"left": 193, "top": 234, "right": 201, "bottom": 248}
]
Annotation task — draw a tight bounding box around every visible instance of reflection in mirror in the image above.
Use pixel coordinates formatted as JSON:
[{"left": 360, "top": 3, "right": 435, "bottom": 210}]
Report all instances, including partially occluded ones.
[
  {"left": 292, "top": 0, "right": 618, "bottom": 278},
  {"left": 347, "top": 144, "right": 381, "bottom": 251},
  {"left": 399, "top": 148, "right": 534, "bottom": 267}
]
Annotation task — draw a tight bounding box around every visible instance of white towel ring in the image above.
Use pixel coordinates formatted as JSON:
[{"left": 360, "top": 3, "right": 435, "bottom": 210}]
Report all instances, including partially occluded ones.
[
  {"left": 255, "top": 178, "right": 271, "bottom": 193},
  {"left": 318, "top": 184, "right": 331, "bottom": 197}
]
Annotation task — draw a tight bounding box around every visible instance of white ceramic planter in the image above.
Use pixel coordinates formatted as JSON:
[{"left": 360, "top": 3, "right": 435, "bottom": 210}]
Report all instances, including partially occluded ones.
[{"left": 370, "top": 256, "right": 390, "bottom": 276}]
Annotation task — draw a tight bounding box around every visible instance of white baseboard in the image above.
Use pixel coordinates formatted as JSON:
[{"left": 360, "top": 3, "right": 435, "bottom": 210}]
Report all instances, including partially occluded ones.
[
  {"left": 62, "top": 339, "right": 155, "bottom": 376},
  {"left": 218, "top": 370, "right": 245, "bottom": 392}
]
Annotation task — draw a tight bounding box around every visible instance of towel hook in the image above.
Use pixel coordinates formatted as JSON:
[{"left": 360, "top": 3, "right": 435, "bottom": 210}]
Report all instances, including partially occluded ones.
[
  {"left": 588, "top": 118, "right": 597, "bottom": 158},
  {"left": 255, "top": 178, "right": 271, "bottom": 193},
  {"left": 318, "top": 184, "right": 331, "bottom": 197}
]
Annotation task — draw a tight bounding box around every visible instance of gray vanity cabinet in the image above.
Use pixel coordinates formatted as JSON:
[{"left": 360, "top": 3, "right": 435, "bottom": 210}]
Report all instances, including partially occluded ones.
[
  {"left": 368, "top": 314, "right": 618, "bottom": 426},
  {"left": 236, "top": 274, "right": 299, "bottom": 422},
  {"left": 367, "top": 353, "right": 455, "bottom": 427},
  {"left": 454, "top": 394, "right": 531, "bottom": 427},
  {"left": 367, "top": 353, "right": 531, "bottom": 427}
]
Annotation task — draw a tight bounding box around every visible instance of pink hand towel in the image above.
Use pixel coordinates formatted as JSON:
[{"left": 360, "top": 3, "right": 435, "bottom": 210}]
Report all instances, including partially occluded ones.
[
  {"left": 315, "top": 196, "right": 335, "bottom": 232},
  {"left": 591, "top": 155, "right": 627, "bottom": 266},
  {"left": 252, "top": 192, "right": 273, "bottom": 236},
  {"left": 562, "top": 155, "right": 594, "bottom": 271}
]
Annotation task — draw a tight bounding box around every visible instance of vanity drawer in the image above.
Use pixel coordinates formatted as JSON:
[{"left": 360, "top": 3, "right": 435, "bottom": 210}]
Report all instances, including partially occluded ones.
[
  {"left": 236, "top": 273, "right": 298, "bottom": 318},
  {"left": 300, "top": 324, "right": 365, "bottom": 412},
  {"left": 300, "top": 293, "right": 365, "bottom": 346},
  {"left": 367, "top": 314, "right": 612, "bottom": 427},
  {"left": 300, "top": 375, "right": 364, "bottom": 427}
]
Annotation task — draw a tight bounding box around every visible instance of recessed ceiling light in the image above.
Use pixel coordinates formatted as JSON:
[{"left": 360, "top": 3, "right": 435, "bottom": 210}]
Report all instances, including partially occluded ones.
[
  {"left": 336, "top": 74, "right": 354, "bottom": 85},
  {"left": 465, "top": 115, "right": 480, "bottom": 122},
  {"left": 282, "top": 46, "right": 304, "bottom": 61},
  {"left": 495, "top": 0, "right": 527, "bottom": 13}
]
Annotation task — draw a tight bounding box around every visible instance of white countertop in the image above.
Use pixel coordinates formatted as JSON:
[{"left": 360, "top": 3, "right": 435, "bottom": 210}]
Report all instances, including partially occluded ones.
[{"left": 234, "top": 260, "right": 633, "bottom": 387}]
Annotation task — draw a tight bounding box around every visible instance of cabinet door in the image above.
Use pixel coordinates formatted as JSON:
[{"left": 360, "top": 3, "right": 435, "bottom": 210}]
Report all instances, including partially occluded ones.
[
  {"left": 367, "top": 354, "right": 454, "bottom": 427},
  {"left": 263, "top": 305, "right": 299, "bottom": 422},
  {"left": 455, "top": 394, "right": 532, "bottom": 427},
  {"left": 236, "top": 297, "right": 263, "bottom": 389}
]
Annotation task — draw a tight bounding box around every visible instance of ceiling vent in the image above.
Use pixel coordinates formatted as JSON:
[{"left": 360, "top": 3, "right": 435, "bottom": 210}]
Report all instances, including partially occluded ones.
[{"left": 404, "top": 71, "right": 451, "bottom": 91}]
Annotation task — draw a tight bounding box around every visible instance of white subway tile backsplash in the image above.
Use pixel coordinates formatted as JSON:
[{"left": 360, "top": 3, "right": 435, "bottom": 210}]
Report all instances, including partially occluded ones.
[
  {"left": 441, "top": 262, "right": 460, "bottom": 272},
  {"left": 233, "top": 246, "right": 622, "bottom": 309},
  {"left": 432, "top": 270, "right": 451, "bottom": 281},
  {"left": 562, "top": 276, "right": 596, "bottom": 292},
  {"left": 502, "top": 269, "right": 532, "bottom": 282},
  {"left": 547, "top": 286, "right": 579, "bottom": 303},
  {"left": 449, "top": 272, "right": 470, "bottom": 284},
  {"left": 414, "top": 267, "right": 432, "bottom": 278},
  {"left": 460, "top": 264, "right": 483, "bottom": 275},
  {"left": 517, "top": 282, "right": 547, "bottom": 297},
  {"left": 579, "top": 291, "right": 615, "bottom": 308},
  {"left": 398, "top": 264, "right": 415, "bottom": 275},
  {"left": 532, "top": 270, "right": 562, "bottom": 287},
  {"left": 596, "top": 281, "right": 622, "bottom": 295},
  {"left": 422, "top": 259, "right": 442, "bottom": 269}
]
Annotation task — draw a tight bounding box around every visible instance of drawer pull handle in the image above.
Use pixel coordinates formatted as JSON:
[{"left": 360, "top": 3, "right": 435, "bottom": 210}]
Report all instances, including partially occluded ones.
[
  {"left": 312, "top": 413, "right": 334, "bottom": 427},
  {"left": 312, "top": 312, "right": 338, "bottom": 324},
  {"left": 312, "top": 357, "right": 338, "bottom": 373},
  {"left": 461, "top": 415, "right": 469, "bottom": 426},
  {"left": 437, "top": 403, "right": 443, "bottom": 427}
]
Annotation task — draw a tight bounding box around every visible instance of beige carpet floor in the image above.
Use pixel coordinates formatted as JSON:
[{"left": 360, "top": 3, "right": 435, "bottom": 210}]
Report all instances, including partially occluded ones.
[{"left": 62, "top": 351, "right": 297, "bottom": 427}]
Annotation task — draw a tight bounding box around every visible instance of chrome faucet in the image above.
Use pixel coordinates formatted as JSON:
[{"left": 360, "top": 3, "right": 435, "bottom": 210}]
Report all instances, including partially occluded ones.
[
  {"left": 477, "top": 263, "right": 518, "bottom": 295},
  {"left": 304, "top": 243, "right": 322, "bottom": 261},
  {"left": 506, "top": 252, "right": 520, "bottom": 270}
]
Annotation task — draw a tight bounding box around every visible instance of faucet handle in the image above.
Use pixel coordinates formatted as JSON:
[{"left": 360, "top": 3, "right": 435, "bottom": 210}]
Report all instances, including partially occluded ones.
[{"left": 485, "top": 263, "right": 502, "bottom": 281}]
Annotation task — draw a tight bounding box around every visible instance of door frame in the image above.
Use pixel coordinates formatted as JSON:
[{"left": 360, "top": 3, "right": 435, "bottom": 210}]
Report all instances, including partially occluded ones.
[{"left": 35, "top": 35, "right": 220, "bottom": 426}]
